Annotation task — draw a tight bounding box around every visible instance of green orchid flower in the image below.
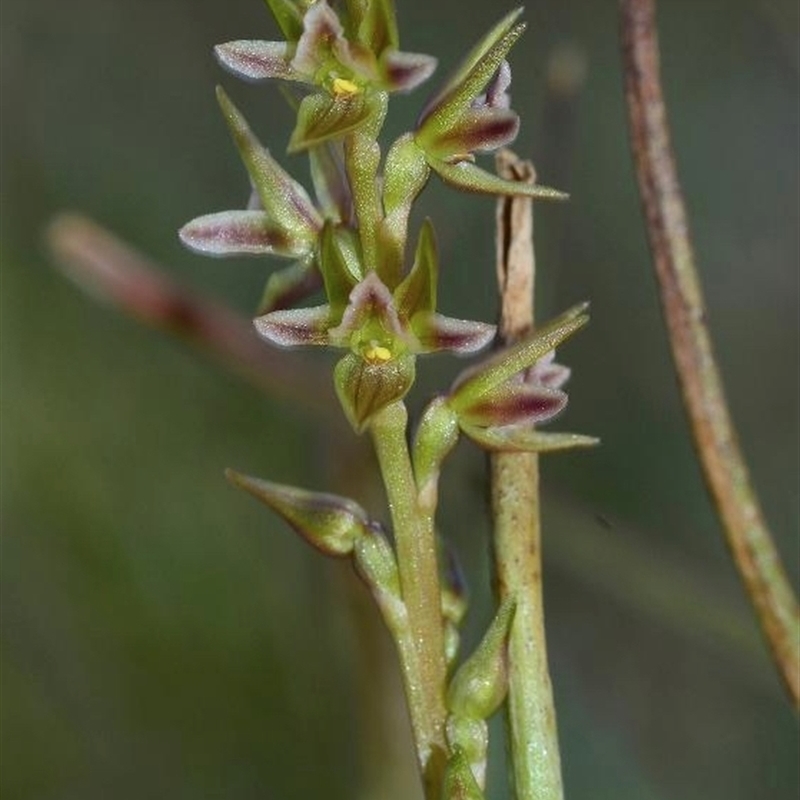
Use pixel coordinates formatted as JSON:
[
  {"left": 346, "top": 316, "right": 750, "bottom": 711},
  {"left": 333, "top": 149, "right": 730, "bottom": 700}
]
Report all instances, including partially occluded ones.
[
  {"left": 413, "top": 7, "right": 566, "bottom": 200},
  {"left": 215, "top": 0, "right": 437, "bottom": 151},
  {"left": 254, "top": 219, "right": 495, "bottom": 431}
]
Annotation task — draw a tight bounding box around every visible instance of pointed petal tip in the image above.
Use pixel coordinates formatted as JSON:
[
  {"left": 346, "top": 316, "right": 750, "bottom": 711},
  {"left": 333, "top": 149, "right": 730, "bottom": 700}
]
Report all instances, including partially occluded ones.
[
  {"left": 179, "top": 210, "right": 297, "bottom": 257},
  {"left": 381, "top": 51, "right": 438, "bottom": 93},
  {"left": 254, "top": 306, "right": 331, "bottom": 347},
  {"left": 215, "top": 40, "right": 299, "bottom": 83}
]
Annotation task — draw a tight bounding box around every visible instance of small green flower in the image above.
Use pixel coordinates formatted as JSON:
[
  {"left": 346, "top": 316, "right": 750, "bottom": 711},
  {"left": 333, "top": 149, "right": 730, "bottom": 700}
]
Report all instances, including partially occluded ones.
[
  {"left": 414, "top": 8, "right": 566, "bottom": 200},
  {"left": 255, "top": 220, "right": 495, "bottom": 430},
  {"left": 215, "top": 0, "right": 436, "bottom": 151},
  {"left": 447, "top": 304, "right": 599, "bottom": 452}
]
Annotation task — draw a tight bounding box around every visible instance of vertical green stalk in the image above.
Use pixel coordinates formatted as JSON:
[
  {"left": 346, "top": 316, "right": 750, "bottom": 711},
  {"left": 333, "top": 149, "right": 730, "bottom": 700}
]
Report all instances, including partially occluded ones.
[
  {"left": 370, "top": 400, "right": 448, "bottom": 797},
  {"left": 490, "top": 151, "right": 564, "bottom": 800}
]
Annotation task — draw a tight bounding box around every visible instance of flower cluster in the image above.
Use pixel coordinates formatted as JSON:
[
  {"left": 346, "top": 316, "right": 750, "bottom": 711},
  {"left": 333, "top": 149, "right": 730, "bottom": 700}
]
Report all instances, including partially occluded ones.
[{"left": 180, "top": 0, "right": 578, "bottom": 434}]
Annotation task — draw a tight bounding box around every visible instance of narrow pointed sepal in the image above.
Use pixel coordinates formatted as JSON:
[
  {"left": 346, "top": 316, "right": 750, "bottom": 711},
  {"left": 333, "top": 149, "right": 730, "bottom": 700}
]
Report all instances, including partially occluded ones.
[
  {"left": 334, "top": 352, "right": 415, "bottom": 432},
  {"left": 418, "top": 8, "right": 524, "bottom": 129},
  {"left": 217, "top": 87, "right": 322, "bottom": 239},
  {"left": 430, "top": 158, "right": 569, "bottom": 200},
  {"left": 179, "top": 211, "right": 298, "bottom": 257},
  {"left": 225, "top": 469, "right": 370, "bottom": 556},
  {"left": 394, "top": 218, "right": 438, "bottom": 319},
  {"left": 449, "top": 304, "right": 589, "bottom": 411},
  {"left": 411, "top": 313, "right": 495, "bottom": 355},
  {"left": 460, "top": 425, "right": 600, "bottom": 453},
  {"left": 442, "top": 747, "right": 486, "bottom": 800},
  {"left": 254, "top": 305, "right": 331, "bottom": 347},
  {"left": 215, "top": 41, "right": 302, "bottom": 83},
  {"left": 447, "top": 598, "right": 515, "bottom": 720}
]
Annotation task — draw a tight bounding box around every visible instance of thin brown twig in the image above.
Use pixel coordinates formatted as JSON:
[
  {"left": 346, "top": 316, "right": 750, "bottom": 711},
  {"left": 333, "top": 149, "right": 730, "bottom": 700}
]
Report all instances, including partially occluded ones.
[
  {"left": 619, "top": 0, "right": 800, "bottom": 707},
  {"left": 490, "top": 150, "right": 564, "bottom": 800}
]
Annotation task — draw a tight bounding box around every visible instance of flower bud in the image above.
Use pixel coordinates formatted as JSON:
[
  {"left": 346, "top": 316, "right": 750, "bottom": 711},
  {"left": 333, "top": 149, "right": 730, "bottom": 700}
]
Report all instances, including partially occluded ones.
[
  {"left": 447, "top": 598, "right": 515, "bottom": 721},
  {"left": 225, "top": 469, "right": 370, "bottom": 556},
  {"left": 412, "top": 397, "right": 460, "bottom": 493}
]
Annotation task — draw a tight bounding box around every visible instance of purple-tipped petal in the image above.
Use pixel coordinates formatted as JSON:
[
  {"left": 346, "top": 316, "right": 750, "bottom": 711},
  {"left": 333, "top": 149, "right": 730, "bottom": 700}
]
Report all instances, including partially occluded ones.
[
  {"left": 179, "top": 211, "right": 296, "bottom": 257},
  {"left": 459, "top": 382, "right": 567, "bottom": 428},
  {"left": 254, "top": 305, "right": 331, "bottom": 347},
  {"left": 431, "top": 108, "right": 519, "bottom": 158},
  {"left": 380, "top": 50, "right": 437, "bottom": 93},
  {"left": 215, "top": 41, "right": 303, "bottom": 83},
  {"left": 412, "top": 313, "right": 495, "bottom": 355}
]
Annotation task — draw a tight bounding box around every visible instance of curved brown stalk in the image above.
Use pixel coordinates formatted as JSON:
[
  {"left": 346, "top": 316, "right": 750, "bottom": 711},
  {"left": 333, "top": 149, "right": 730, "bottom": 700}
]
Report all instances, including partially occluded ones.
[{"left": 619, "top": 0, "right": 800, "bottom": 707}]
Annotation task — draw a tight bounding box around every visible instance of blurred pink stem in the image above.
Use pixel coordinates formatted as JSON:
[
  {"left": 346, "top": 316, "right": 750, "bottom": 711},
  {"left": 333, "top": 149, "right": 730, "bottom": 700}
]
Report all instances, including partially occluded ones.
[{"left": 47, "top": 213, "right": 339, "bottom": 425}]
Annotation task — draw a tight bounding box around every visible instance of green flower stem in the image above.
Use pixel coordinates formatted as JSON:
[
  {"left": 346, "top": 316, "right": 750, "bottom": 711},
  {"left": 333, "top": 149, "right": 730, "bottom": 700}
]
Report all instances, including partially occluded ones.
[
  {"left": 344, "top": 131, "right": 382, "bottom": 272},
  {"left": 490, "top": 150, "right": 564, "bottom": 800},
  {"left": 370, "top": 400, "right": 448, "bottom": 797}
]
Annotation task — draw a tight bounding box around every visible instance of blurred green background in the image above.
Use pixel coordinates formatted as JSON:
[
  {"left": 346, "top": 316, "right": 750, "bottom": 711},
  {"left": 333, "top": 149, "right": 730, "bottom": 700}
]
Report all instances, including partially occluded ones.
[{"left": 2, "top": 0, "right": 798, "bottom": 798}]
